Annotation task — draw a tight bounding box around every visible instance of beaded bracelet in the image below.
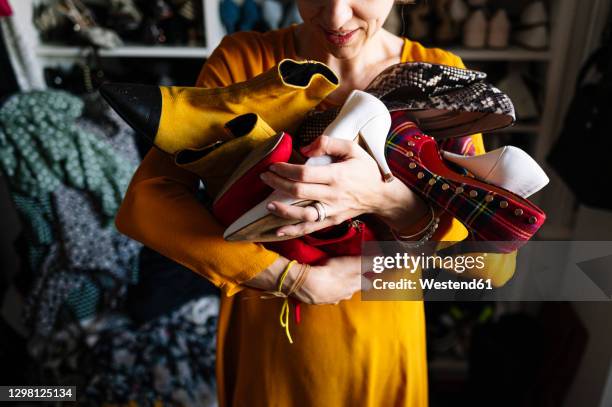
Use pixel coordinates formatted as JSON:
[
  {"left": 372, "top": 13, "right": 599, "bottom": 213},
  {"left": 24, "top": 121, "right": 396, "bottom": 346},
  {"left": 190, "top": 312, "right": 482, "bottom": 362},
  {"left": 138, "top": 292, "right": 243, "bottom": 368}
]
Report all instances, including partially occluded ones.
[{"left": 391, "top": 206, "right": 440, "bottom": 249}]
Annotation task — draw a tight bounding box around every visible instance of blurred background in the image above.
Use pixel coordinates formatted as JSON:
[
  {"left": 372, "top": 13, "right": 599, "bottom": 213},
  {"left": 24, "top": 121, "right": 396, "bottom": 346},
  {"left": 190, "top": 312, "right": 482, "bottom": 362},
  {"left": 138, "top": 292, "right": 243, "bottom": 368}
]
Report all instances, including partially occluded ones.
[{"left": 1, "top": 0, "right": 612, "bottom": 406}]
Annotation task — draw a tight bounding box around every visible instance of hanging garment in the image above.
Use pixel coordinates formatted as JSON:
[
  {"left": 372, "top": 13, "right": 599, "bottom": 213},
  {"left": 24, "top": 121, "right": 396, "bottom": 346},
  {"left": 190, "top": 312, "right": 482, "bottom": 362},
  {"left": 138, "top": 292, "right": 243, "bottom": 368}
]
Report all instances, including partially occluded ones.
[
  {"left": 85, "top": 296, "right": 219, "bottom": 407},
  {"left": 0, "top": 90, "right": 141, "bottom": 337},
  {"left": 26, "top": 296, "right": 219, "bottom": 407}
]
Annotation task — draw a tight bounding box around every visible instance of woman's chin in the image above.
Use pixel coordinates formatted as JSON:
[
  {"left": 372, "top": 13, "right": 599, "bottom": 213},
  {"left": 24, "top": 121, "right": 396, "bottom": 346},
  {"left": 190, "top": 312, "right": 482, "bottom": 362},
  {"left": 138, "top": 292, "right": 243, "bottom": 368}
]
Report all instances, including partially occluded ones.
[{"left": 323, "top": 41, "right": 365, "bottom": 60}]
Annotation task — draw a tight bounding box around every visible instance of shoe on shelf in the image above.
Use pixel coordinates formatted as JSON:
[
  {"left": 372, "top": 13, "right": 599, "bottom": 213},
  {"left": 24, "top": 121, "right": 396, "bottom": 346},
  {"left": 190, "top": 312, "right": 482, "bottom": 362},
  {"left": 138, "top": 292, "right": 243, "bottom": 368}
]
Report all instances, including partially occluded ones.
[
  {"left": 488, "top": 9, "right": 511, "bottom": 49},
  {"left": 450, "top": 0, "right": 469, "bottom": 23},
  {"left": 220, "top": 0, "right": 240, "bottom": 33},
  {"left": 442, "top": 146, "right": 549, "bottom": 198},
  {"left": 223, "top": 90, "right": 392, "bottom": 242},
  {"left": 386, "top": 111, "right": 546, "bottom": 253},
  {"left": 238, "top": 0, "right": 260, "bottom": 31},
  {"left": 262, "top": 0, "right": 284, "bottom": 30},
  {"left": 463, "top": 9, "right": 488, "bottom": 49},
  {"left": 100, "top": 58, "right": 339, "bottom": 154},
  {"left": 515, "top": 1, "right": 549, "bottom": 50}
]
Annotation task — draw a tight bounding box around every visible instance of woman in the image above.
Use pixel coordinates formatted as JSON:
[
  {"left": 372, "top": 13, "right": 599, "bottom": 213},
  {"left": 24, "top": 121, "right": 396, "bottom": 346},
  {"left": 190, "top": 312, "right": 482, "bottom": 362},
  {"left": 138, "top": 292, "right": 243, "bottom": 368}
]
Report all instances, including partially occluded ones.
[{"left": 116, "top": 1, "right": 516, "bottom": 405}]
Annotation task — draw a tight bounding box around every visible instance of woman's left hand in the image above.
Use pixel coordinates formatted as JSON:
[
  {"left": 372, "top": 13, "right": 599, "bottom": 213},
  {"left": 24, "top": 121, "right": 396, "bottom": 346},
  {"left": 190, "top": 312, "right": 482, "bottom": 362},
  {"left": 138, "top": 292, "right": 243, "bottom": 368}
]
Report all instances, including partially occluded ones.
[{"left": 259, "top": 135, "right": 427, "bottom": 237}]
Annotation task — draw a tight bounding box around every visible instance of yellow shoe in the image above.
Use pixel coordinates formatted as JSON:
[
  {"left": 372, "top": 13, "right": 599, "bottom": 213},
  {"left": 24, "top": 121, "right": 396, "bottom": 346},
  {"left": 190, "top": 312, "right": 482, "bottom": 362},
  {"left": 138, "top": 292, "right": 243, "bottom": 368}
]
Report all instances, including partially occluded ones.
[
  {"left": 174, "top": 113, "right": 277, "bottom": 198},
  {"left": 99, "top": 59, "right": 339, "bottom": 154}
]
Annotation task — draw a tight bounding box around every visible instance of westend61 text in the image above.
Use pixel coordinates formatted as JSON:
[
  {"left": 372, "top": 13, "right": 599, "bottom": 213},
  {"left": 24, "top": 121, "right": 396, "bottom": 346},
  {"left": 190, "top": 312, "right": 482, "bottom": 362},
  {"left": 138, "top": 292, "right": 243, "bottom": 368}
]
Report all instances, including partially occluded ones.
[{"left": 372, "top": 278, "right": 493, "bottom": 291}]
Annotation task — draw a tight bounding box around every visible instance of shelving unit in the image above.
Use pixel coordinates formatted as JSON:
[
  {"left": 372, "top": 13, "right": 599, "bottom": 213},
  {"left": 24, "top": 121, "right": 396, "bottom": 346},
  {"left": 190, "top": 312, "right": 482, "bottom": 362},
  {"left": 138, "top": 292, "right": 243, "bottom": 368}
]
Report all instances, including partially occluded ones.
[{"left": 36, "top": 44, "right": 212, "bottom": 59}]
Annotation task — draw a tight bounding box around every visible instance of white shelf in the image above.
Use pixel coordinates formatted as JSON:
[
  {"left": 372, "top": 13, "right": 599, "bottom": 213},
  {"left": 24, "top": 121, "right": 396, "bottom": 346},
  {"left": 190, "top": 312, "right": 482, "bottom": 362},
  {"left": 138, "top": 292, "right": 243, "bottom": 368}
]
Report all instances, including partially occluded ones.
[
  {"left": 36, "top": 45, "right": 551, "bottom": 62},
  {"left": 448, "top": 47, "right": 551, "bottom": 61},
  {"left": 36, "top": 45, "right": 211, "bottom": 59}
]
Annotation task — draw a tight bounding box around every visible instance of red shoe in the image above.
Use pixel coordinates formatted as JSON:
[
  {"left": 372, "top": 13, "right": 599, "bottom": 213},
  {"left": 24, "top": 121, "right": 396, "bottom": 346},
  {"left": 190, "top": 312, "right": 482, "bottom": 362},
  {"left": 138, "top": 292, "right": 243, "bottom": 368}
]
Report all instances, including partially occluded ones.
[
  {"left": 212, "top": 131, "right": 293, "bottom": 226},
  {"left": 212, "top": 124, "right": 378, "bottom": 264},
  {"left": 386, "top": 110, "right": 546, "bottom": 253}
]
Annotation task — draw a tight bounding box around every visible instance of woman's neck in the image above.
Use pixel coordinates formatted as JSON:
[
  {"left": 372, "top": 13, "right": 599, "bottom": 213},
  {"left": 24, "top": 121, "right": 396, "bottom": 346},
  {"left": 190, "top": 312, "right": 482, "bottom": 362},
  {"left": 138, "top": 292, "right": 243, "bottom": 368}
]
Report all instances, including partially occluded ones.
[{"left": 292, "top": 24, "right": 403, "bottom": 103}]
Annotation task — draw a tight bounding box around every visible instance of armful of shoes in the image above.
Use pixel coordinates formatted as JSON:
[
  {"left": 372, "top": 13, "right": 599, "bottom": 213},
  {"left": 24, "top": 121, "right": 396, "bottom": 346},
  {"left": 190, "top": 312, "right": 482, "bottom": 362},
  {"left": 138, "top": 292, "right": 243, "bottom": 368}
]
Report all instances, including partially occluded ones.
[{"left": 245, "top": 256, "right": 365, "bottom": 305}]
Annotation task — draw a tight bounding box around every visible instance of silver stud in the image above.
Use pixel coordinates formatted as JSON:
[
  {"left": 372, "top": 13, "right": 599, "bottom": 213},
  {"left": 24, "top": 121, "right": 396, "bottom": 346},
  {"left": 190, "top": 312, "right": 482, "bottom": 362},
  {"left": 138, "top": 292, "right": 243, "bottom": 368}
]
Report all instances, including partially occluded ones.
[
  {"left": 528, "top": 216, "right": 537, "bottom": 224},
  {"left": 442, "top": 183, "right": 450, "bottom": 190},
  {"left": 500, "top": 201, "right": 508, "bottom": 209},
  {"left": 469, "top": 190, "right": 478, "bottom": 198},
  {"left": 514, "top": 209, "right": 524, "bottom": 216},
  {"left": 417, "top": 172, "right": 425, "bottom": 179},
  {"left": 407, "top": 151, "right": 414, "bottom": 158},
  {"left": 485, "top": 195, "right": 494, "bottom": 202},
  {"left": 428, "top": 178, "right": 436, "bottom": 186},
  {"left": 409, "top": 163, "right": 417, "bottom": 169},
  {"left": 456, "top": 187, "right": 464, "bottom": 194}
]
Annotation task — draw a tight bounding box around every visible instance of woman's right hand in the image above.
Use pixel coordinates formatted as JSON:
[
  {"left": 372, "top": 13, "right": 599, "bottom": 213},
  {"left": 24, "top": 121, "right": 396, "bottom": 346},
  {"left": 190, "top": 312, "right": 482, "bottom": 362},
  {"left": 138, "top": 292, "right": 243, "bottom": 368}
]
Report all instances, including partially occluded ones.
[{"left": 294, "top": 256, "right": 367, "bottom": 305}]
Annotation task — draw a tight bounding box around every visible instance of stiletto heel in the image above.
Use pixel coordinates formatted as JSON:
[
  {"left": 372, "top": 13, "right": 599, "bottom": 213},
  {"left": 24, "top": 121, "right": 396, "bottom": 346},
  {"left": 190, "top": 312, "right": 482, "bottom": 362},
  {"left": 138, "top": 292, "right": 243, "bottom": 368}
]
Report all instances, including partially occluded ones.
[
  {"left": 442, "top": 146, "right": 549, "bottom": 198},
  {"left": 386, "top": 111, "right": 546, "bottom": 253},
  {"left": 359, "top": 115, "right": 394, "bottom": 182},
  {"left": 304, "top": 90, "right": 392, "bottom": 179},
  {"left": 223, "top": 90, "right": 392, "bottom": 242}
]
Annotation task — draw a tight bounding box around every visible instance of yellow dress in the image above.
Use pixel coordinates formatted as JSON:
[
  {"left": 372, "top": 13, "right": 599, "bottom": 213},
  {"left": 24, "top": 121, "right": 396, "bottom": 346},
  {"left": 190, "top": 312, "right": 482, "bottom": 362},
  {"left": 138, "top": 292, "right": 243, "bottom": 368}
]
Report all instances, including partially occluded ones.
[{"left": 116, "top": 26, "right": 515, "bottom": 407}]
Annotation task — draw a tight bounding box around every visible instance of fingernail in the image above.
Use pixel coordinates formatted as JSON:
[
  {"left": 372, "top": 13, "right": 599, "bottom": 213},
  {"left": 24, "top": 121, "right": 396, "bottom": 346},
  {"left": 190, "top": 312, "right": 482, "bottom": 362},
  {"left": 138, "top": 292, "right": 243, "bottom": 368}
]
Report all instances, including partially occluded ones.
[
  {"left": 260, "top": 173, "right": 268, "bottom": 181},
  {"left": 300, "top": 145, "right": 312, "bottom": 154},
  {"left": 267, "top": 203, "right": 276, "bottom": 211},
  {"left": 277, "top": 231, "right": 285, "bottom": 237},
  {"left": 268, "top": 164, "right": 277, "bottom": 172}
]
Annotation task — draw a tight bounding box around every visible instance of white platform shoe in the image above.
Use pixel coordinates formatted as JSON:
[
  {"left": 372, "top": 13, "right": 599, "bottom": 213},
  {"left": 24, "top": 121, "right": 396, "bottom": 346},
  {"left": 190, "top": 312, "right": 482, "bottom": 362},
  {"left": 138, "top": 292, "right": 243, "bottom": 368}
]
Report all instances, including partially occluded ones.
[{"left": 442, "top": 145, "right": 549, "bottom": 198}]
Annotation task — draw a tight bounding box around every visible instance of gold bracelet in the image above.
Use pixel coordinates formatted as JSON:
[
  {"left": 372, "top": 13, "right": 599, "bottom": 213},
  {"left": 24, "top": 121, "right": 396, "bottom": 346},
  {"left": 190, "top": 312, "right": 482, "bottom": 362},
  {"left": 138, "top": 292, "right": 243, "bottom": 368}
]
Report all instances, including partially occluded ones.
[
  {"left": 392, "top": 206, "right": 436, "bottom": 239},
  {"left": 288, "top": 264, "right": 310, "bottom": 297}
]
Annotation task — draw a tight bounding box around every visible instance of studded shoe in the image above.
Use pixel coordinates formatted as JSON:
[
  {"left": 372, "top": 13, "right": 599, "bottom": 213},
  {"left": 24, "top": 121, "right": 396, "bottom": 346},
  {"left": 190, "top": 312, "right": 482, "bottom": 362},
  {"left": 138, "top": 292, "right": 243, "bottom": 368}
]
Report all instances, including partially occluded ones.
[{"left": 386, "top": 110, "right": 546, "bottom": 253}]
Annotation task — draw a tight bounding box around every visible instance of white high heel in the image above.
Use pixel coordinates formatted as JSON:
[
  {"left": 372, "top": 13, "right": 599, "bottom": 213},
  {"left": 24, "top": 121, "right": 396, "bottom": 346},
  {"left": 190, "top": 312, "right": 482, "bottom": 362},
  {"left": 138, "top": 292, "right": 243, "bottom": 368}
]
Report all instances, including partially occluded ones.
[
  {"left": 224, "top": 90, "right": 392, "bottom": 242},
  {"left": 442, "top": 146, "right": 549, "bottom": 198}
]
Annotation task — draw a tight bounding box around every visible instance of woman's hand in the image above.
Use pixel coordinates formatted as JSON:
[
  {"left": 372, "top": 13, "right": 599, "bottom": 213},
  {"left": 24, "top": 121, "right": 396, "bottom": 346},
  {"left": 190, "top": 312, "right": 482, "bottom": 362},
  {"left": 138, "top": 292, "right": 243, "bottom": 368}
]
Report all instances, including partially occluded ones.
[
  {"left": 260, "top": 135, "right": 429, "bottom": 237},
  {"left": 245, "top": 256, "right": 371, "bottom": 305},
  {"left": 293, "top": 256, "right": 368, "bottom": 305}
]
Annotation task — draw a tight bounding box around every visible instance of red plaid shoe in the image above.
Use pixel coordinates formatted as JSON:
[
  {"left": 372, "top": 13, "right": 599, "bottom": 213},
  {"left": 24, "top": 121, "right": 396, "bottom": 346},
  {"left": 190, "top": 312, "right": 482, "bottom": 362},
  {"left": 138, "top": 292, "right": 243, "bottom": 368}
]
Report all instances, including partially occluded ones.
[{"left": 386, "top": 110, "right": 546, "bottom": 253}]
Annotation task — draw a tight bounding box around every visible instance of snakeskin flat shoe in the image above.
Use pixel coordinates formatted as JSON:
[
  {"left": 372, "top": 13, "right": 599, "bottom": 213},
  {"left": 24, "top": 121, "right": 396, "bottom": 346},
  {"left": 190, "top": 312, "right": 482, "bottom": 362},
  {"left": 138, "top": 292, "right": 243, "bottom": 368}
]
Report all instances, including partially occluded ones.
[{"left": 297, "top": 62, "right": 516, "bottom": 145}]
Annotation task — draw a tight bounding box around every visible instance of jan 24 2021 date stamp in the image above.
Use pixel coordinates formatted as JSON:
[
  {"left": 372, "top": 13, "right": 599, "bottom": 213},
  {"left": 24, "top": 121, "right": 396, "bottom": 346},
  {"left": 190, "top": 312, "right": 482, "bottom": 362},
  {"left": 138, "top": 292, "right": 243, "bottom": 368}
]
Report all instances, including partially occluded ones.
[{"left": 0, "top": 386, "right": 76, "bottom": 402}]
